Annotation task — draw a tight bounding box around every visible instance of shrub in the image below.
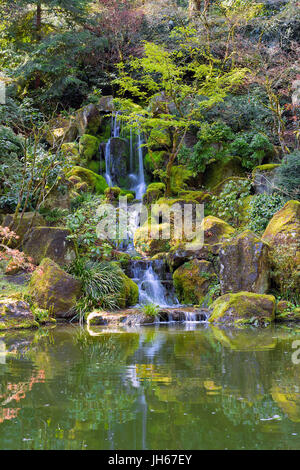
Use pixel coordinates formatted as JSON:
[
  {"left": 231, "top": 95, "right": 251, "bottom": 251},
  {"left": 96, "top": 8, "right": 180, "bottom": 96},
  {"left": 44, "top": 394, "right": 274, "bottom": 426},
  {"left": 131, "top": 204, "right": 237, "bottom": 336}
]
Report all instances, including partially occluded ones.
[
  {"left": 209, "top": 179, "right": 252, "bottom": 226},
  {"left": 247, "top": 192, "right": 286, "bottom": 234},
  {"left": 142, "top": 303, "right": 160, "bottom": 317}
]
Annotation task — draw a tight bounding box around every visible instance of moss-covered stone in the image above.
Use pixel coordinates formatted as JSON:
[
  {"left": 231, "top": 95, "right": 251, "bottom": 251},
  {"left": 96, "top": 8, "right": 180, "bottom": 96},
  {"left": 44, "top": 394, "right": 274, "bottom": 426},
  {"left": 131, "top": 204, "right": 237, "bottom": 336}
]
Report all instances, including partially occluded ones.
[
  {"left": 262, "top": 200, "right": 300, "bottom": 297},
  {"left": 203, "top": 157, "right": 244, "bottom": 190},
  {"left": 119, "top": 274, "right": 139, "bottom": 308},
  {"left": 67, "top": 166, "right": 108, "bottom": 194},
  {"left": 143, "top": 183, "right": 166, "bottom": 204},
  {"left": 2, "top": 212, "right": 46, "bottom": 247},
  {"left": 75, "top": 104, "right": 102, "bottom": 136},
  {"left": 23, "top": 227, "right": 76, "bottom": 266},
  {"left": 209, "top": 292, "right": 276, "bottom": 326},
  {"left": 134, "top": 222, "right": 171, "bottom": 257},
  {"left": 173, "top": 259, "right": 217, "bottom": 305},
  {"left": 167, "top": 216, "right": 235, "bottom": 270},
  {"left": 0, "top": 298, "right": 38, "bottom": 330},
  {"left": 28, "top": 258, "right": 82, "bottom": 318},
  {"left": 105, "top": 186, "right": 121, "bottom": 202},
  {"left": 87, "top": 161, "right": 100, "bottom": 174},
  {"left": 79, "top": 134, "right": 100, "bottom": 161},
  {"left": 219, "top": 230, "right": 269, "bottom": 295}
]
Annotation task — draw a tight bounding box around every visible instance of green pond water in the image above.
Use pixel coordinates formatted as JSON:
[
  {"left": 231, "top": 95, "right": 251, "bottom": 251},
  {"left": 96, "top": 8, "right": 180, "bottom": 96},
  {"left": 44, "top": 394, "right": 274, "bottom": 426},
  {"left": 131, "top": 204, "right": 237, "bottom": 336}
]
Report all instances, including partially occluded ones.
[{"left": 0, "top": 323, "right": 300, "bottom": 450}]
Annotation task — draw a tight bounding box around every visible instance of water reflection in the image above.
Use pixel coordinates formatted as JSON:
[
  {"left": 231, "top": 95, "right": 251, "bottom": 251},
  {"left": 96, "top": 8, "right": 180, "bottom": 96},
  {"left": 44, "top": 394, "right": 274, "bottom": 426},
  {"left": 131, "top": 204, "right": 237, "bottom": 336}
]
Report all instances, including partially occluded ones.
[{"left": 0, "top": 324, "right": 299, "bottom": 449}]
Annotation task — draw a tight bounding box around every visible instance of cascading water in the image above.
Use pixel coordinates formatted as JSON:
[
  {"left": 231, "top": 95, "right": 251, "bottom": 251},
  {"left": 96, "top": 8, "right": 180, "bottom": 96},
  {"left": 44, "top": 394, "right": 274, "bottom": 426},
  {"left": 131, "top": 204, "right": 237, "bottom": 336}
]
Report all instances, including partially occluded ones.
[
  {"left": 128, "top": 260, "right": 179, "bottom": 308},
  {"left": 129, "top": 130, "right": 146, "bottom": 201},
  {"left": 103, "top": 112, "right": 121, "bottom": 186}
]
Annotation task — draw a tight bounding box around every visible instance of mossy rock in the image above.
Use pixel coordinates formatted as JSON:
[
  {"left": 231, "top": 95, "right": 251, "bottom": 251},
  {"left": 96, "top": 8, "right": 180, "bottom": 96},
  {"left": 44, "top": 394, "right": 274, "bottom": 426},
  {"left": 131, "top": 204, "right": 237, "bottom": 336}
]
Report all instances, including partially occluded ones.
[
  {"left": 134, "top": 222, "right": 171, "bottom": 257},
  {"left": 75, "top": 104, "right": 102, "bottom": 136},
  {"left": 143, "top": 183, "right": 166, "bottom": 204},
  {"left": 105, "top": 186, "right": 121, "bottom": 202},
  {"left": 262, "top": 200, "right": 300, "bottom": 296},
  {"left": 178, "top": 190, "right": 211, "bottom": 204},
  {"left": 0, "top": 298, "right": 38, "bottom": 331},
  {"left": 79, "top": 134, "right": 100, "bottom": 161},
  {"left": 167, "top": 216, "right": 235, "bottom": 270},
  {"left": 67, "top": 166, "right": 108, "bottom": 194},
  {"left": 203, "top": 157, "right": 244, "bottom": 191},
  {"left": 219, "top": 230, "right": 270, "bottom": 295},
  {"left": 173, "top": 259, "right": 217, "bottom": 305},
  {"left": 23, "top": 227, "right": 76, "bottom": 267},
  {"left": 75, "top": 182, "right": 89, "bottom": 193},
  {"left": 209, "top": 292, "right": 276, "bottom": 326},
  {"left": 28, "top": 258, "right": 82, "bottom": 318},
  {"left": 2, "top": 212, "right": 46, "bottom": 247},
  {"left": 119, "top": 274, "right": 139, "bottom": 308}
]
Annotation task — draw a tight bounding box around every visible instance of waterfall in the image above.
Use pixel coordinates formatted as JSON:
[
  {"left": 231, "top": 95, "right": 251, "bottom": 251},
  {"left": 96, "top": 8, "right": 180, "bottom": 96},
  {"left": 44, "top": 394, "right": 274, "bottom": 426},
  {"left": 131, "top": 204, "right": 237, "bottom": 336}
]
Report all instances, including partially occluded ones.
[
  {"left": 129, "top": 130, "right": 146, "bottom": 201},
  {"left": 103, "top": 112, "right": 121, "bottom": 186},
  {"left": 128, "top": 260, "right": 179, "bottom": 308}
]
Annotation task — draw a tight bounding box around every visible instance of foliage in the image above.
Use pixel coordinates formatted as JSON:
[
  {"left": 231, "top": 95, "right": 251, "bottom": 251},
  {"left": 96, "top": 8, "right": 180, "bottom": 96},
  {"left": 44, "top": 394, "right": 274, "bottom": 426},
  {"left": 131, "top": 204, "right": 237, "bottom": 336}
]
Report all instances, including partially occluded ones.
[
  {"left": 0, "top": 226, "right": 35, "bottom": 273},
  {"left": 275, "top": 151, "right": 300, "bottom": 201},
  {"left": 142, "top": 303, "right": 160, "bottom": 317},
  {"left": 66, "top": 193, "right": 113, "bottom": 258},
  {"left": 209, "top": 179, "right": 252, "bottom": 226},
  {"left": 115, "top": 28, "right": 248, "bottom": 194},
  {"left": 67, "top": 257, "right": 123, "bottom": 316},
  {"left": 247, "top": 193, "right": 286, "bottom": 234},
  {"left": 230, "top": 131, "right": 274, "bottom": 170}
]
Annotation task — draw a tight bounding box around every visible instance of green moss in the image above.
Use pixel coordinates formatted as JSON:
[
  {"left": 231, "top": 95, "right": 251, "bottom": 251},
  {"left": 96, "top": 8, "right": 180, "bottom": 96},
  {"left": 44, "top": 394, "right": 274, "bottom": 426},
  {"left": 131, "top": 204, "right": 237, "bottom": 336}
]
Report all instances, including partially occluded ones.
[
  {"left": 105, "top": 186, "right": 121, "bottom": 201},
  {"left": 210, "top": 292, "right": 276, "bottom": 325},
  {"left": 119, "top": 274, "right": 139, "bottom": 308},
  {"left": 252, "top": 163, "right": 280, "bottom": 175},
  {"left": 263, "top": 200, "right": 300, "bottom": 241},
  {"left": 79, "top": 134, "right": 100, "bottom": 161},
  {"left": 173, "top": 259, "right": 217, "bottom": 305},
  {"left": 67, "top": 166, "right": 108, "bottom": 194},
  {"left": 87, "top": 161, "right": 100, "bottom": 173},
  {"left": 203, "top": 157, "right": 244, "bottom": 190}
]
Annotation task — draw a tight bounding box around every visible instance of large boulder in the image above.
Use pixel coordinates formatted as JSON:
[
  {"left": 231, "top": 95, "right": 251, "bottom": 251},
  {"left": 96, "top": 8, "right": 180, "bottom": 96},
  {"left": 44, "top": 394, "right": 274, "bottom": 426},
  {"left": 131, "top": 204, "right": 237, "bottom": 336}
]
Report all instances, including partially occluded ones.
[
  {"left": 23, "top": 227, "right": 76, "bottom": 266},
  {"left": 173, "top": 259, "right": 217, "bottom": 305},
  {"left": 203, "top": 157, "right": 244, "bottom": 191},
  {"left": 0, "top": 298, "right": 38, "bottom": 330},
  {"left": 46, "top": 117, "right": 78, "bottom": 148},
  {"left": 209, "top": 292, "right": 276, "bottom": 326},
  {"left": 2, "top": 212, "right": 45, "bottom": 247},
  {"left": 75, "top": 104, "right": 101, "bottom": 136},
  {"left": 28, "top": 258, "right": 82, "bottom": 318},
  {"left": 219, "top": 230, "right": 269, "bottom": 295},
  {"left": 262, "top": 200, "right": 300, "bottom": 297},
  {"left": 134, "top": 223, "right": 172, "bottom": 257},
  {"left": 167, "top": 216, "right": 235, "bottom": 270}
]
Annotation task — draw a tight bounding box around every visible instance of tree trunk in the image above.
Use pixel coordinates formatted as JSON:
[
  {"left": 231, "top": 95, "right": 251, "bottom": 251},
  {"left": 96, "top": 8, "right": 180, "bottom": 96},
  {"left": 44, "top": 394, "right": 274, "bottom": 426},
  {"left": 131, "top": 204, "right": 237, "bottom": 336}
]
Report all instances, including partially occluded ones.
[{"left": 35, "top": 1, "right": 42, "bottom": 88}]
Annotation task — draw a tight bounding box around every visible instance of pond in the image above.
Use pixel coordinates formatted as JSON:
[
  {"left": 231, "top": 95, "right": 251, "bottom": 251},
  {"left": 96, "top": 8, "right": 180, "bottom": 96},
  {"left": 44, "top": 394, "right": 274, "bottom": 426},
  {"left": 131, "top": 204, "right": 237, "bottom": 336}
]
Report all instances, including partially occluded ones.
[{"left": 0, "top": 323, "right": 299, "bottom": 450}]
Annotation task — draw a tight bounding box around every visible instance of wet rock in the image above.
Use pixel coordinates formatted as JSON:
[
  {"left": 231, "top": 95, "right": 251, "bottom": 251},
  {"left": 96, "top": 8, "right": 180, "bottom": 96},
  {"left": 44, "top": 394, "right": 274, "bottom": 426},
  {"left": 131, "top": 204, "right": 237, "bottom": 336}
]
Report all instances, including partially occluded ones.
[
  {"left": 67, "top": 166, "right": 108, "bottom": 194},
  {"left": 173, "top": 259, "right": 217, "bottom": 305},
  {"left": 75, "top": 104, "right": 102, "bottom": 136},
  {"left": 28, "top": 258, "right": 82, "bottom": 318},
  {"left": 209, "top": 292, "right": 276, "bottom": 326},
  {"left": 219, "top": 230, "right": 269, "bottom": 295}
]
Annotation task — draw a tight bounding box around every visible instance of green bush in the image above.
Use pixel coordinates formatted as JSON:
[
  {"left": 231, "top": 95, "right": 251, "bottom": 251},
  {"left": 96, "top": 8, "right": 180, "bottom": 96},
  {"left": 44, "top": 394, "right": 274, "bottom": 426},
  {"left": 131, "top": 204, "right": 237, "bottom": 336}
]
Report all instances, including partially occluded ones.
[
  {"left": 247, "top": 193, "right": 286, "bottom": 234},
  {"left": 209, "top": 179, "right": 252, "bottom": 226}
]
